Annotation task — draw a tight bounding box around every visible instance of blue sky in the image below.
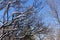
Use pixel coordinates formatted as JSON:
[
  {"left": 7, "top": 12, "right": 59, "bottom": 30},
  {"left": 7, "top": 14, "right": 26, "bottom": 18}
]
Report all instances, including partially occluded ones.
[
  {"left": 0, "top": 0, "right": 60, "bottom": 40},
  {"left": 0, "top": 0, "right": 58, "bottom": 25},
  {"left": 0, "top": 0, "right": 60, "bottom": 30}
]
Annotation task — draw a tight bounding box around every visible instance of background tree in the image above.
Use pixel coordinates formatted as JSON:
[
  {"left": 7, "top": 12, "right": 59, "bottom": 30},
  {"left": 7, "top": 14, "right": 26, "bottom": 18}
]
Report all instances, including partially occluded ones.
[
  {"left": 46, "top": 0, "right": 60, "bottom": 23},
  {"left": 56, "top": 29, "right": 60, "bottom": 40},
  {"left": 0, "top": 0, "right": 49, "bottom": 40}
]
